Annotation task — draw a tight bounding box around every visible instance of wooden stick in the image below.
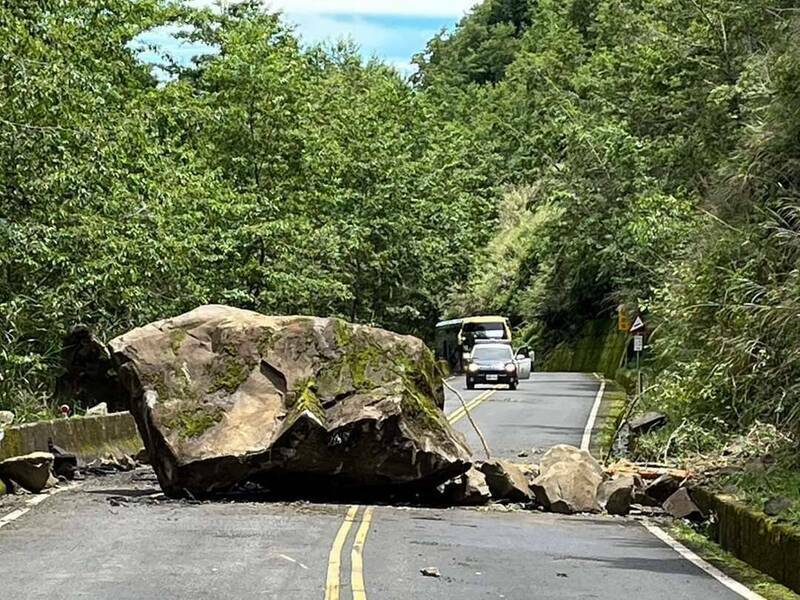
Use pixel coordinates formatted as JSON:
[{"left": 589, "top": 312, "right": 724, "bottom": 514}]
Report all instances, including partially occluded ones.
[{"left": 442, "top": 379, "right": 492, "bottom": 461}]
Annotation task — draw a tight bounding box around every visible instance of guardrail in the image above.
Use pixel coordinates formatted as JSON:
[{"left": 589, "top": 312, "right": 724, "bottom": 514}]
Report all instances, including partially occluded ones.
[
  {"left": 692, "top": 487, "right": 800, "bottom": 594},
  {"left": 0, "top": 413, "right": 142, "bottom": 464}
]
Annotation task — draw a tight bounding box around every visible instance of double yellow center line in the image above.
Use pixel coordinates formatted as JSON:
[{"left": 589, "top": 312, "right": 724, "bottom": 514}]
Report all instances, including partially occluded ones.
[
  {"left": 323, "top": 387, "right": 495, "bottom": 599},
  {"left": 447, "top": 388, "right": 496, "bottom": 424},
  {"left": 325, "top": 505, "right": 374, "bottom": 600}
]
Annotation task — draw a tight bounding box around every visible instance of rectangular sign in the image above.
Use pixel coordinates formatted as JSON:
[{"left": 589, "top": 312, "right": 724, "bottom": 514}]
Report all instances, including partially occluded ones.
[{"left": 633, "top": 335, "right": 644, "bottom": 352}]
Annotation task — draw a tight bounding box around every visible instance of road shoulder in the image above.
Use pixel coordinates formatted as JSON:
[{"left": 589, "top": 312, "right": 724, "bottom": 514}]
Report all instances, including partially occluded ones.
[{"left": 587, "top": 375, "right": 628, "bottom": 459}]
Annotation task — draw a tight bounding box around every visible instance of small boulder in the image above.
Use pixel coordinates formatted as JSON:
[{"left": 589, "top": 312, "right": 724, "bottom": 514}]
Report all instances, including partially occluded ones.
[
  {"left": 133, "top": 447, "right": 150, "bottom": 465},
  {"left": 86, "top": 402, "right": 108, "bottom": 417},
  {"left": 663, "top": 488, "right": 703, "bottom": 520},
  {"left": 52, "top": 454, "right": 78, "bottom": 480},
  {"left": 0, "top": 410, "right": 14, "bottom": 429},
  {"left": 645, "top": 474, "right": 682, "bottom": 504},
  {"left": 445, "top": 467, "right": 491, "bottom": 506},
  {"left": 531, "top": 460, "right": 603, "bottom": 514},
  {"left": 539, "top": 445, "right": 605, "bottom": 480},
  {"left": 764, "top": 496, "right": 793, "bottom": 517},
  {"left": 598, "top": 476, "right": 635, "bottom": 515},
  {"left": 628, "top": 412, "right": 667, "bottom": 435},
  {"left": 531, "top": 445, "right": 606, "bottom": 514},
  {"left": 478, "top": 460, "right": 534, "bottom": 502},
  {"left": 744, "top": 456, "right": 771, "bottom": 474},
  {"left": 0, "top": 452, "right": 55, "bottom": 493},
  {"left": 633, "top": 489, "right": 662, "bottom": 508}
]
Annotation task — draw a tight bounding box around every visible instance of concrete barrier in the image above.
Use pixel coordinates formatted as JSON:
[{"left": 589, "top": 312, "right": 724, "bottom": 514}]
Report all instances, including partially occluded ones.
[
  {"left": 692, "top": 487, "right": 800, "bottom": 594},
  {"left": 0, "top": 413, "right": 142, "bottom": 464}
]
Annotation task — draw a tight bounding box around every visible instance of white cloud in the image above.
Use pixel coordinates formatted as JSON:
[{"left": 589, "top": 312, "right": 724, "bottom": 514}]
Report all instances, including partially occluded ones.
[
  {"left": 285, "top": 13, "right": 438, "bottom": 55},
  {"left": 194, "top": 0, "right": 476, "bottom": 17}
]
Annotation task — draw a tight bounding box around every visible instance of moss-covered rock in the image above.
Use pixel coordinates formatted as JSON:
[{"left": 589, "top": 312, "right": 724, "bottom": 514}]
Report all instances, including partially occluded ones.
[{"left": 109, "top": 305, "right": 470, "bottom": 498}]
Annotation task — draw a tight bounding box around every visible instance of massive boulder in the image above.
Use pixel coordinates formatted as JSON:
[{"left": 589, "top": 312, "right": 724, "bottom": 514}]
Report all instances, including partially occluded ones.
[{"left": 109, "top": 305, "right": 471, "bottom": 497}]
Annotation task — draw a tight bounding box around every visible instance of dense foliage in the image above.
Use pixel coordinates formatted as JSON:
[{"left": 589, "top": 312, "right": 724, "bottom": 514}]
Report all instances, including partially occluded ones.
[
  {"left": 427, "top": 0, "right": 800, "bottom": 445},
  {"left": 0, "top": 0, "right": 493, "bottom": 418}
]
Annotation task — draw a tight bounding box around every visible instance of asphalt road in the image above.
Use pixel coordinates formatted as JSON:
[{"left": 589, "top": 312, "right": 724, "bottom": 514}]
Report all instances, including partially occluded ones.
[
  {"left": 443, "top": 372, "right": 603, "bottom": 461},
  {"left": 0, "top": 373, "right": 746, "bottom": 600}
]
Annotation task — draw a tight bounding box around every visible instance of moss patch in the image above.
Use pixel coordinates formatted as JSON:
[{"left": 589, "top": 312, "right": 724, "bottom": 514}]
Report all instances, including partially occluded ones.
[
  {"left": 286, "top": 378, "right": 327, "bottom": 424},
  {"left": 257, "top": 328, "right": 277, "bottom": 356},
  {"left": 165, "top": 404, "right": 225, "bottom": 440},
  {"left": 207, "top": 356, "right": 253, "bottom": 394},
  {"left": 170, "top": 329, "right": 188, "bottom": 355},
  {"left": 543, "top": 319, "right": 628, "bottom": 378},
  {"left": 323, "top": 321, "right": 391, "bottom": 393}
]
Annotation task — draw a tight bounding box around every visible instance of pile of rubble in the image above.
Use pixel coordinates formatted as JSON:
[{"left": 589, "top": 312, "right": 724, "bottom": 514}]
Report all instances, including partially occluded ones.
[
  {"left": 440, "top": 445, "right": 701, "bottom": 518},
  {"left": 5, "top": 305, "right": 707, "bottom": 522},
  {"left": 0, "top": 447, "right": 141, "bottom": 496}
]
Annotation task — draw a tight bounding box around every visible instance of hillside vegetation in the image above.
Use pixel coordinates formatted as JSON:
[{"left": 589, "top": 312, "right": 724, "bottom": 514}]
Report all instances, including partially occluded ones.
[{"left": 425, "top": 0, "right": 800, "bottom": 459}]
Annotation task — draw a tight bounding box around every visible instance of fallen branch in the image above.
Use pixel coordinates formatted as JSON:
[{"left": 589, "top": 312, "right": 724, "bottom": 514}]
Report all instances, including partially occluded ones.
[
  {"left": 606, "top": 459, "right": 690, "bottom": 480},
  {"left": 442, "top": 379, "right": 492, "bottom": 461}
]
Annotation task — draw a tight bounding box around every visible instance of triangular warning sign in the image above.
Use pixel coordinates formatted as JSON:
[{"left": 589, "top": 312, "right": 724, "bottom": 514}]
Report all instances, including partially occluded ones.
[{"left": 630, "top": 316, "right": 645, "bottom": 332}]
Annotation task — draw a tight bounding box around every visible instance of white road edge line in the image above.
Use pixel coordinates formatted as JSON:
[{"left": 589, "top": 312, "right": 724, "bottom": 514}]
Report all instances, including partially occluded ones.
[
  {"left": 0, "top": 484, "right": 75, "bottom": 530},
  {"left": 642, "top": 521, "right": 766, "bottom": 600},
  {"left": 580, "top": 378, "right": 606, "bottom": 451}
]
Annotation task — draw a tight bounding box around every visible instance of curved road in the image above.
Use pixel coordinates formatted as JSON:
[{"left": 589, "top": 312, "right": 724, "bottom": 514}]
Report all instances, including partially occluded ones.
[{"left": 0, "top": 373, "right": 748, "bottom": 600}]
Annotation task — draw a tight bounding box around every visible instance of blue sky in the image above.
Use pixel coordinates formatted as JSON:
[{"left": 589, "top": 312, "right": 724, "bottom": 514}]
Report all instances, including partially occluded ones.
[{"left": 136, "top": 1, "right": 476, "bottom": 76}]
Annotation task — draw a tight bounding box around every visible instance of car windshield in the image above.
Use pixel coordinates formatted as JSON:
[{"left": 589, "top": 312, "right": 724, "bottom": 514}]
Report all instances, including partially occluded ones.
[
  {"left": 462, "top": 322, "right": 506, "bottom": 339},
  {"left": 472, "top": 346, "right": 513, "bottom": 361}
]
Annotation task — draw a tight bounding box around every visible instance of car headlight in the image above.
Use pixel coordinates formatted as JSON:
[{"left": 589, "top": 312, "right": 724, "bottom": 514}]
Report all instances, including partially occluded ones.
[
  {"left": 467, "top": 363, "right": 479, "bottom": 373},
  {"left": 505, "top": 363, "right": 517, "bottom": 373}
]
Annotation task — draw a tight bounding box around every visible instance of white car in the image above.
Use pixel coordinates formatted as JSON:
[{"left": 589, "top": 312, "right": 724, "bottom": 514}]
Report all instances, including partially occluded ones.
[{"left": 466, "top": 342, "right": 533, "bottom": 390}]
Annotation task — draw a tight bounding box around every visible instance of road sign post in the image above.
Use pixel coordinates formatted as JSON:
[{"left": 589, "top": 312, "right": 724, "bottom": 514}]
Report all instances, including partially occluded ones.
[{"left": 630, "top": 318, "right": 646, "bottom": 400}]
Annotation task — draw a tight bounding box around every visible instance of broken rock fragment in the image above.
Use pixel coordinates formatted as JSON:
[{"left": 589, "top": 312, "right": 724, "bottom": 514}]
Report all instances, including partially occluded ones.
[
  {"left": 478, "top": 460, "right": 534, "bottom": 502},
  {"left": 598, "top": 476, "right": 635, "bottom": 515},
  {"left": 0, "top": 410, "right": 14, "bottom": 429},
  {"left": 444, "top": 467, "right": 491, "bottom": 505},
  {"left": 764, "top": 496, "right": 793, "bottom": 517},
  {"left": 110, "top": 305, "right": 471, "bottom": 498},
  {"left": 530, "top": 445, "right": 605, "bottom": 514},
  {"left": 628, "top": 412, "right": 668, "bottom": 435},
  {"left": 663, "top": 488, "right": 703, "bottom": 520},
  {"left": 645, "top": 473, "right": 682, "bottom": 504},
  {"left": 0, "top": 452, "right": 55, "bottom": 493}
]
